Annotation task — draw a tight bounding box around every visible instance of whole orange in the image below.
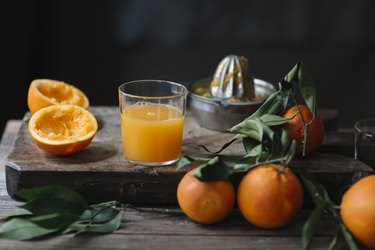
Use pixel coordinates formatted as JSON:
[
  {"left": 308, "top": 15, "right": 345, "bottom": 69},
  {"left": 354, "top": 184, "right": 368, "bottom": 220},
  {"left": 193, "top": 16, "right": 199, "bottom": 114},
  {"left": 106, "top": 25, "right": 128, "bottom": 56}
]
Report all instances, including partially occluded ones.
[
  {"left": 340, "top": 175, "right": 375, "bottom": 248},
  {"left": 282, "top": 105, "right": 324, "bottom": 156},
  {"left": 237, "top": 164, "right": 303, "bottom": 229},
  {"left": 177, "top": 169, "right": 235, "bottom": 224}
]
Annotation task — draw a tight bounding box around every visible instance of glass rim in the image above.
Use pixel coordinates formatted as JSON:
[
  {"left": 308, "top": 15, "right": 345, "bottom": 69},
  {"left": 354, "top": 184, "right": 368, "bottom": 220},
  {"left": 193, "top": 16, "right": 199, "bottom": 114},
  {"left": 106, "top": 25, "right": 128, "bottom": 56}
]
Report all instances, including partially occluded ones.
[
  {"left": 118, "top": 79, "right": 188, "bottom": 100},
  {"left": 354, "top": 118, "right": 375, "bottom": 138}
]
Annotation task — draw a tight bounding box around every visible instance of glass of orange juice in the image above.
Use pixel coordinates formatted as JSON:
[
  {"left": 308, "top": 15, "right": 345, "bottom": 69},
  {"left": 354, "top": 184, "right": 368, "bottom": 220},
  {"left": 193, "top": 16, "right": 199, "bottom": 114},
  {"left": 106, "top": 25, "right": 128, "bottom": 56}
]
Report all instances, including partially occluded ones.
[{"left": 118, "top": 80, "right": 187, "bottom": 166}]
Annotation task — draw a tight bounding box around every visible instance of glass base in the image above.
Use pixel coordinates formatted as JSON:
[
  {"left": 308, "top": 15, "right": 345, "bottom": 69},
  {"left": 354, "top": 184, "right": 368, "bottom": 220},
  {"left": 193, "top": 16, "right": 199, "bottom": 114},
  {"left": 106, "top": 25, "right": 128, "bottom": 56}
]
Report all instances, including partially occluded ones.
[{"left": 125, "top": 157, "right": 179, "bottom": 167}]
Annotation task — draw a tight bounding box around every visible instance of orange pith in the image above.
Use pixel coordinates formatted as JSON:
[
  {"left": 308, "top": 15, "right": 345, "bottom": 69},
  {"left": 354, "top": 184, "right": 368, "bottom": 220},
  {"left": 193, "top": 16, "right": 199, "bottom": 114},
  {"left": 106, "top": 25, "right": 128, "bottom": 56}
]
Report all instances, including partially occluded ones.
[
  {"left": 27, "top": 79, "right": 89, "bottom": 114},
  {"left": 28, "top": 104, "right": 98, "bottom": 155}
]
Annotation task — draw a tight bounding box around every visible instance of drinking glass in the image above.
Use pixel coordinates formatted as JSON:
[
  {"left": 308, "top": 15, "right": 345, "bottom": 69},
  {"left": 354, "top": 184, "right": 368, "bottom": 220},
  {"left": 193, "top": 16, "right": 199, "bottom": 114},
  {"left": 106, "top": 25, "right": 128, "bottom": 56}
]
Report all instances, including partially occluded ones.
[
  {"left": 354, "top": 118, "right": 375, "bottom": 169},
  {"left": 118, "top": 80, "right": 187, "bottom": 166}
]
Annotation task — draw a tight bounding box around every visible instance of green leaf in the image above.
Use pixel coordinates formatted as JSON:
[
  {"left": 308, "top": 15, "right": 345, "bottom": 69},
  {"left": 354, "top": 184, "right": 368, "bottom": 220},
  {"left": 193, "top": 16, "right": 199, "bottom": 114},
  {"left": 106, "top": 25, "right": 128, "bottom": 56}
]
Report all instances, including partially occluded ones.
[
  {"left": 89, "top": 201, "right": 119, "bottom": 210},
  {"left": 176, "top": 155, "right": 214, "bottom": 170},
  {"left": 0, "top": 209, "right": 32, "bottom": 218},
  {"left": 243, "top": 144, "right": 262, "bottom": 158},
  {"left": 233, "top": 152, "right": 287, "bottom": 172},
  {"left": 247, "top": 90, "right": 283, "bottom": 119},
  {"left": 230, "top": 119, "right": 262, "bottom": 141},
  {"left": 298, "top": 170, "right": 327, "bottom": 206},
  {"left": 281, "top": 129, "right": 292, "bottom": 155},
  {"left": 92, "top": 207, "right": 120, "bottom": 224},
  {"left": 298, "top": 65, "right": 316, "bottom": 116},
  {"left": 283, "top": 61, "right": 300, "bottom": 83},
  {"left": 302, "top": 203, "right": 327, "bottom": 250},
  {"left": 258, "top": 114, "right": 290, "bottom": 126},
  {"left": 1, "top": 185, "right": 123, "bottom": 240},
  {"left": 0, "top": 218, "right": 58, "bottom": 240},
  {"left": 270, "top": 128, "right": 283, "bottom": 157},
  {"left": 21, "top": 196, "right": 87, "bottom": 215},
  {"left": 328, "top": 229, "right": 340, "bottom": 250},
  {"left": 192, "top": 156, "right": 233, "bottom": 181},
  {"left": 278, "top": 81, "right": 292, "bottom": 109},
  {"left": 338, "top": 222, "right": 359, "bottom": 250},
  {"left": 176, "top": 155, "right": 194, "bottom": 170},
  {"left": 16, "top": 185, "right": 86, "bottom": 204},
  {"left": 79, "top": 209, "right": 94, "bottom": 221},
  {"left": 281, "top": 61, "right": 316, "bottom": 119},
  {"left": 298, "top": 169, "right": 359, "bottom": 250},
  {"left": 63, "top": 222, "right": 88, "bottom": 234},
  {"left": 282, "top": 140, "right": 296, "bottom": 167},
  {"left": 16, "top": 185, "right": 87, "bottom": 215},
  {"left": 80, "top": 213, "right": 122, "bottom": 234},
  {"left": 242, "top": 137, "right": 259, "bottom": 154},
  {"left": 29, "top": 213, "right": 79, "bottom": 229}
]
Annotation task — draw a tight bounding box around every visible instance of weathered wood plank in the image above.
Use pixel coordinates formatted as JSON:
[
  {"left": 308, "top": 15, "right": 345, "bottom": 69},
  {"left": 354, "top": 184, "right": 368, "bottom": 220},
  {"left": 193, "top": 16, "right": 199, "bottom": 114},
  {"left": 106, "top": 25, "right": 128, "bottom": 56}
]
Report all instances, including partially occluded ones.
[
  {"left": 0, "top": 173, "right": 22, "bottom": 210},
  {"left": 0, "top": 175, "right": 338, "bottom": 238},
  {"left": 0, "top": 120, "right": 21, "bottom": 173},
  {"left": 4, "top": 107, "right": 372, "bottom": 205},
  {"left": 0, "top": 235, "right": 352, "bottom": 250},
  {"left": 0, "top": 174, "right": 367, "bottom": 250},
  {"left": 0, "top": 114, "right": 370, "bottom": 250}
]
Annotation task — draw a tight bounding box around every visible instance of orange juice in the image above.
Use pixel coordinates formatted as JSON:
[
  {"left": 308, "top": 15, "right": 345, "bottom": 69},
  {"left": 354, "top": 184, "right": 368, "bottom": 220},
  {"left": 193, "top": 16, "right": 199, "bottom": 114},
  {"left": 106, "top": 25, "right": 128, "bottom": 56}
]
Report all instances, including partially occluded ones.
[{"left": 121, "top": 103, "right": 184, "bottom": 164}]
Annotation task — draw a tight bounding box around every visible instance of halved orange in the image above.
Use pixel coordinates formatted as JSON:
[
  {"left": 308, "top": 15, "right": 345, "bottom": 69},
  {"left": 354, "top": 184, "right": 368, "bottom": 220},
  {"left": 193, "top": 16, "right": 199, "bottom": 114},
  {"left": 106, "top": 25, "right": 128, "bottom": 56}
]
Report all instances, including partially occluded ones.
[
  {"left": 28, "top": 104, "right": 98, "bottom": 155},
  {"left": 27, "top": 79, "right": 89, "bottom": 114}
]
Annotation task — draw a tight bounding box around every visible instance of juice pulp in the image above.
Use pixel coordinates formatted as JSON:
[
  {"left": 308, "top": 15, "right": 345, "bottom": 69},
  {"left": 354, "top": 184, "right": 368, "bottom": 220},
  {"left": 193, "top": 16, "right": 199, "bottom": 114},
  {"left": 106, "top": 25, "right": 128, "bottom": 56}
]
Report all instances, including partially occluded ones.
[{"left": 121, "top": 103, "right": 184, "bottom": 163}]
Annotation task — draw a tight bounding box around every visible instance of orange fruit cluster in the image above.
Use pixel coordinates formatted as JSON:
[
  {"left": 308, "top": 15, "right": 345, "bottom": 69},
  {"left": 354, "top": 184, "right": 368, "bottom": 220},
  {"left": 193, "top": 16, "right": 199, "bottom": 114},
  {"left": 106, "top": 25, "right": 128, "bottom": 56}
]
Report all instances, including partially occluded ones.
[
  {"left": 177, "top": 164, "right": 303, "bottom": 228},
  {"left": 27, "top": 79, "right": 97, "bottom": 155}
]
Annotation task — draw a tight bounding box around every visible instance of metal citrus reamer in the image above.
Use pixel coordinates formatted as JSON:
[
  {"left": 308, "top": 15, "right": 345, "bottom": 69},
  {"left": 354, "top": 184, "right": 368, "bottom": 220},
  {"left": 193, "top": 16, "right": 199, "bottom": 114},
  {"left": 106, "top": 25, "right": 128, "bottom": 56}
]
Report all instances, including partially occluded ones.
[{"left": 210, "top": 55, "right": 255, "bottom": 101}]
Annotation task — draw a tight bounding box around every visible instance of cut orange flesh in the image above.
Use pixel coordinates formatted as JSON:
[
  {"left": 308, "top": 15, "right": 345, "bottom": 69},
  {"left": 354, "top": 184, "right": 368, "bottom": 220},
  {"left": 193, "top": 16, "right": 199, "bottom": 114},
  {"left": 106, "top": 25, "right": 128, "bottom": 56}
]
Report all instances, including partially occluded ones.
[
  {"left": 28, "top": 104, "right": 98, "bottom": 155},
  {"left": 27, "top": 79, "right": 89, "bottom": 114}
]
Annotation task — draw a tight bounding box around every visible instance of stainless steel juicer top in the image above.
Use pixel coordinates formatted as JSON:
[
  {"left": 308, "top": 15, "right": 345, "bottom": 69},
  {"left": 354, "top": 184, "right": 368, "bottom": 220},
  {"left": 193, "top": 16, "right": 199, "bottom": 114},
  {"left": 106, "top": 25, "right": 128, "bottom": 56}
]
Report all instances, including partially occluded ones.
[{"left": 210, "top": 55, "right": 255, "bottom": 102}]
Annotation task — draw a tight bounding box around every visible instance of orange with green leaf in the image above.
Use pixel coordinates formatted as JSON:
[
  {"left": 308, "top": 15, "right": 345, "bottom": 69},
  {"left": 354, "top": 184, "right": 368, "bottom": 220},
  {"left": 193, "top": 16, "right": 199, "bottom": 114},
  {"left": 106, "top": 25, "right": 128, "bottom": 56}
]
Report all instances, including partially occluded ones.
[
  {"left": 177, "top": 162, "right": 235, "bottom": 224},
  {"left": 177, "top": 61, "right": 362, "bottom": 250}
]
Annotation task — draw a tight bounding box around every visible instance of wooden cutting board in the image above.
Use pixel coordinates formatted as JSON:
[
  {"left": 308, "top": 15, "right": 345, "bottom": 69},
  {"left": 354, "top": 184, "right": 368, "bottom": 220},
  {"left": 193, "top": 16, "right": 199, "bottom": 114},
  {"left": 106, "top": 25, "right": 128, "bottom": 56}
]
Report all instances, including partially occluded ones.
[{"left": 5, "top": 107, "right": 372, "bottom": 206}]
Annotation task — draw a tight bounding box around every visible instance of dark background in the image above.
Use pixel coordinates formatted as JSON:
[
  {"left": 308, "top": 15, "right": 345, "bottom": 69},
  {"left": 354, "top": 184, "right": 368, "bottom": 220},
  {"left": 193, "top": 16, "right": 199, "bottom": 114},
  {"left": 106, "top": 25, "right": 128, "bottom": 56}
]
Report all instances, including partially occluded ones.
[{"left": 2, "top": 0, "right": 375, "bottom": 137}]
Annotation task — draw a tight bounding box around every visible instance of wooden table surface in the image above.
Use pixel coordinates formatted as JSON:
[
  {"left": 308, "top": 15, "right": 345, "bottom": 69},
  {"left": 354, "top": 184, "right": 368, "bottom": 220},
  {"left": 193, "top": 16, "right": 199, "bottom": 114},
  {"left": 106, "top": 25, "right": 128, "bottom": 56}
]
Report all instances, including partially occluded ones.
[{"left": 0, "top": 118, "right": 362, "bottom": 250}]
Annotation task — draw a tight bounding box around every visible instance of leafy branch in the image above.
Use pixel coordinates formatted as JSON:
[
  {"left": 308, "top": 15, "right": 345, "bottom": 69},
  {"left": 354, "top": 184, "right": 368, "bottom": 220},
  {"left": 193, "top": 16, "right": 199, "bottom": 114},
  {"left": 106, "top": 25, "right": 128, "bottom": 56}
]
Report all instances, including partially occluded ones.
[
  {"left": 298, "top": 170, "right": 358, "bottom": 250},
  {"left": 178, "top": 61, "right": 317, "bottom": 181},
  {"left": 177, "top": 61, "right": 358, "bottom": 249},
  {"left": 0, "top": 185, "right": 123, "bottom": 241}
]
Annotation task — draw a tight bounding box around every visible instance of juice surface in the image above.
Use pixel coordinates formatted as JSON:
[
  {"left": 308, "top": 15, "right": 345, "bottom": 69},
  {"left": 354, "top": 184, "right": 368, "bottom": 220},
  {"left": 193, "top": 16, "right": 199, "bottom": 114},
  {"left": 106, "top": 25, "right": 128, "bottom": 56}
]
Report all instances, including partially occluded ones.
[{"left": 121, "top": 103, "right": 184, "bottom": 163}]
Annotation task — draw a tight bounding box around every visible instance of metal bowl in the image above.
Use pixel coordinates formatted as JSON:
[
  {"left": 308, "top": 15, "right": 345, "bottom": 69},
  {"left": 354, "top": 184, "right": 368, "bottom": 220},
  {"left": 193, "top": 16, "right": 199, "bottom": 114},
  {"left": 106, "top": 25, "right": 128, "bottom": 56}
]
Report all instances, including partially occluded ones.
[{"left": 189, "top": 78, "right": 276, "bottom": 132}]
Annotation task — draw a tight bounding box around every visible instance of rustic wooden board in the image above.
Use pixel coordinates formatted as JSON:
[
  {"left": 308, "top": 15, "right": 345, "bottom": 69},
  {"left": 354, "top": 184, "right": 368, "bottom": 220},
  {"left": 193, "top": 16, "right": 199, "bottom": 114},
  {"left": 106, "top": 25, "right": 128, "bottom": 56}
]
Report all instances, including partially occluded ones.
[
  {"left": 0, "top": 168, "right": 365, "bottom": 250},
  {"left": 5, "top": 107, "right": 372, "bottom": 206}
]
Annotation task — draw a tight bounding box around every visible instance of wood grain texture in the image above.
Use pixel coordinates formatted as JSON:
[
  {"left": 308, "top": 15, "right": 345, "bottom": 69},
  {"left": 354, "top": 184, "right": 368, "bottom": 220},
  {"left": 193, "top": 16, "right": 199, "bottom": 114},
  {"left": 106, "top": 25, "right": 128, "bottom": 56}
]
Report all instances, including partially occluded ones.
[
  {"left": 0, "top": 111, "right": 372, "bottom": 250},
  {"left": 0, "top": 173, "right": 352, "bottom": 250},
  {"left": 4, "top": 107, "right": 373, "bottom": 205},
  {"left": 0, "top": 235, "right": 349, "bottom": 250},
  {"left": 0, "top": 120, "right": 21, "bottom": 173}
]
